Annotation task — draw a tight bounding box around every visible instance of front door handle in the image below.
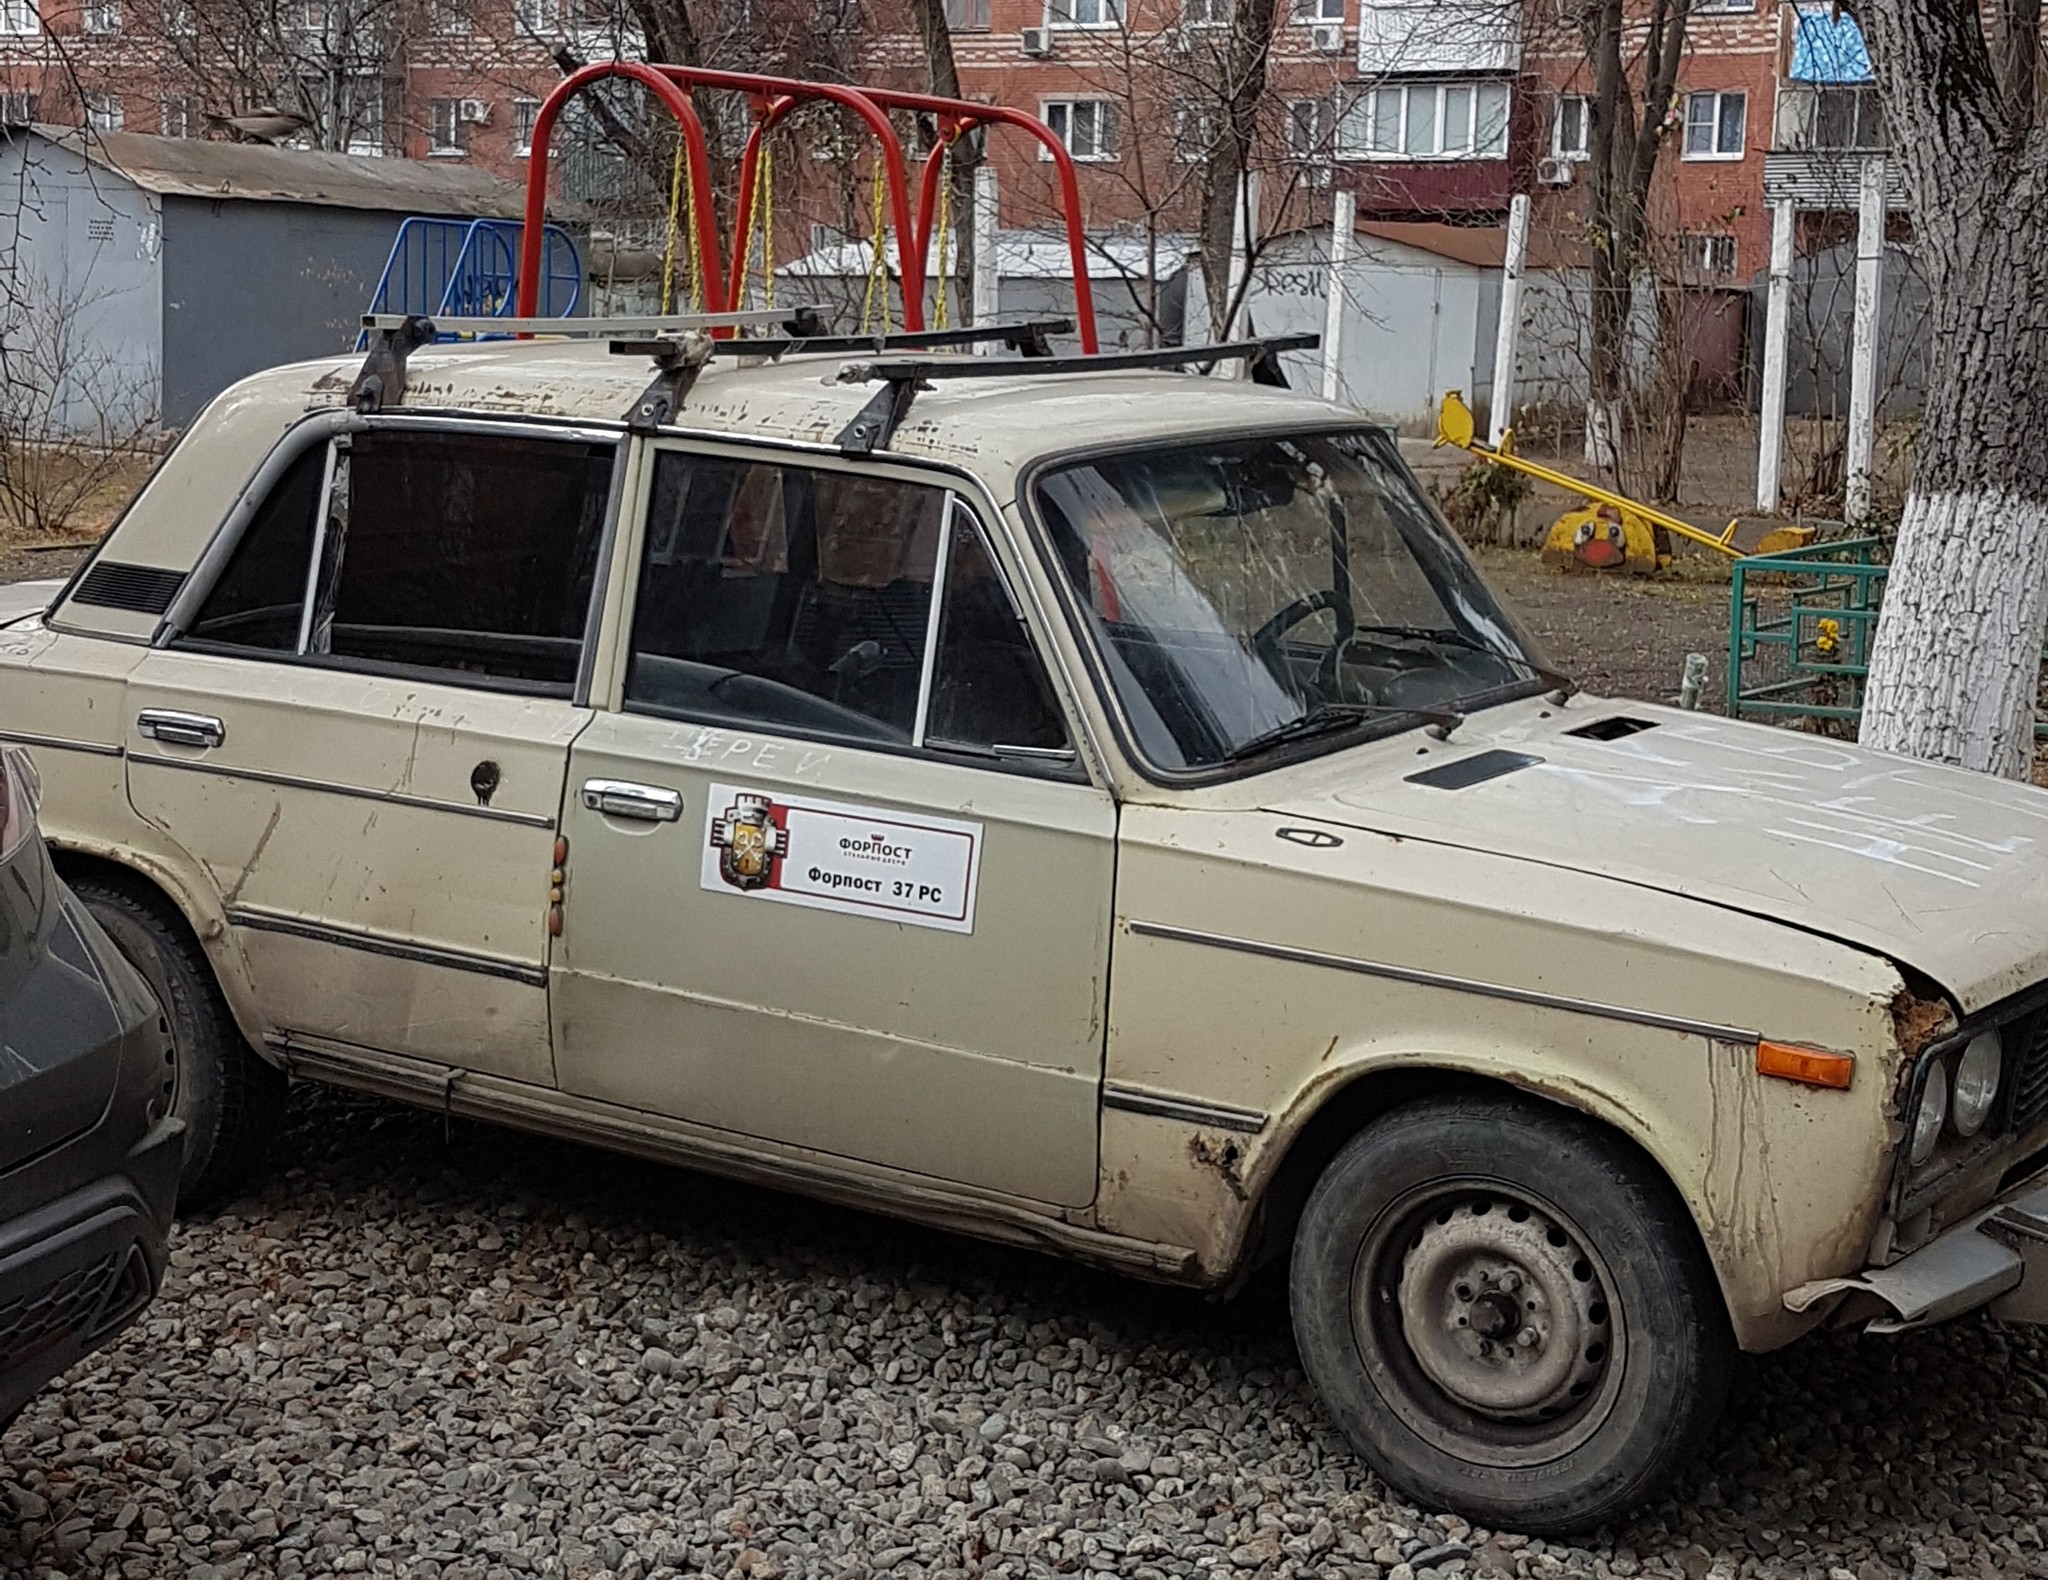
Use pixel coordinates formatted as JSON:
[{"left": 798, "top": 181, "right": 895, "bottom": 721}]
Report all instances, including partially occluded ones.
[
  {"left": 581, "top": 779, "right": 683, "bottom": 823},
  {"left": 137, "top": 709, "right": 225, "bottom": 749}
]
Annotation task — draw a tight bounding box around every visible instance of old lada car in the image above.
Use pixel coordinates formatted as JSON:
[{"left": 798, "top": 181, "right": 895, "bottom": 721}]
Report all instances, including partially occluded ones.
[
  {"left": 0, "top": 740, "right": 181, "bottom": 1437},
  {"left": 3, "top": 314, "right": 2046, "bottom": 1531}
]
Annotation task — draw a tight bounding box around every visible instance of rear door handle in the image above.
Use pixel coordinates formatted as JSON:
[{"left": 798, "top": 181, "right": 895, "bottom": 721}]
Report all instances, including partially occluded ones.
[
  {"left": 137, "top": 709, "right": 225, "bottom": 749},
  {"left": 581, "top": 779, "right": 683, "bottom": 823}
]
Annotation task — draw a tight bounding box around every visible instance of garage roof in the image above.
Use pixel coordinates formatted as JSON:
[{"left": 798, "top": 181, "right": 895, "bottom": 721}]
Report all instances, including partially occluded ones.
[{"left": 27, "top": 125, "right": 532, "bottom": 219}]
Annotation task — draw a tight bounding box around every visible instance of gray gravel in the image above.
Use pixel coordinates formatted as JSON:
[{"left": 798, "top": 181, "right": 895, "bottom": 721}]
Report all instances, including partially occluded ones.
[{"left": 7, "top": 1088, "right": 2048, "bottom": 1580}]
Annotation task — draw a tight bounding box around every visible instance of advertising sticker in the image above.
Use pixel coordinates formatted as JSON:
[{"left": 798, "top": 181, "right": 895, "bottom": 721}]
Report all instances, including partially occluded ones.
[{"left": 702, "top": 782, "right": 982, "bottom": 934}]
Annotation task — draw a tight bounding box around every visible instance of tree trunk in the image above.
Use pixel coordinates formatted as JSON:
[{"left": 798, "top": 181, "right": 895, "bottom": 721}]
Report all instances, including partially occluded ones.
[
  {"left": 1197, "top": 0, "right": 1278, "bottom": 339},
  {"left": 1856, "top": 0, "right": 2048, "bottom": 777},
  {"left": 905, "top": 0, "right": 982, "bottom": 324}
]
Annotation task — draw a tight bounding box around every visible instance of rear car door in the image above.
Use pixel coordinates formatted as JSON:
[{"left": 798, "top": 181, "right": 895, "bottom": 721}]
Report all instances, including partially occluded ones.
[
  {"left": 125, "top": 419, "right": 616, "bottom": 1085},
  {"left": 554, "top": 442, "right": 1115, "bottom": 1206}
]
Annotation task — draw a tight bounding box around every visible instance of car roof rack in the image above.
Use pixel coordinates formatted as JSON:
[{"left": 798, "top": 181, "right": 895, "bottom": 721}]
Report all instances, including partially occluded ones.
[
  {"left": 348, "top": 306, "right": 831, "bottom": 413},
  {"left": 699, "top": 319, "right": 1072, "bottom": 362},
  {"left": 830, "top": 333, "right": 1321, "bottom": 455}
]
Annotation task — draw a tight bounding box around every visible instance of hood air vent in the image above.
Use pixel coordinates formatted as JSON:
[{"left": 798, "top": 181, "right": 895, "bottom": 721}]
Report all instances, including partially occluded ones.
[
  {"left": 1565, "top": 715, "right": 1660, "bottom": 741},
  {"left": 1405, "top": 749, "right": 1544, "bottom": 790},
  {"left": 72, "top": 562, "right": 185, "bottom": 616}
]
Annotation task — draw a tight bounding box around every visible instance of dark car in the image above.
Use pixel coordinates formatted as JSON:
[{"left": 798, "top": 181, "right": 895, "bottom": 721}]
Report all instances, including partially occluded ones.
[{"left": 0, "top": 743, "right": 182, "bottom": 1435}]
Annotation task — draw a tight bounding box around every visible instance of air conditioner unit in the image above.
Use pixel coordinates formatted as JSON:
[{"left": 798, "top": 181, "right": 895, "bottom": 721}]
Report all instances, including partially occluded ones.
[
  {"left": 1308, "top": 21, "right": 1343, "bottom": 53},
  {"left": 1537, "top": 155, "right": 1574, "bottom": 186},
  {"left": 459, "top": 98, "right": 490, "bottom": 124},
  {"left": 1020, "top": 24, "right": 1053, "bottom": 54}
]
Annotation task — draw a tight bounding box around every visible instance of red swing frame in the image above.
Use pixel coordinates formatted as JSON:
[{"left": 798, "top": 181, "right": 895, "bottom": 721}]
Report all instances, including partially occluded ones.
[{"left": 516, "top": 63, "right": 1101, "bottom": 353}]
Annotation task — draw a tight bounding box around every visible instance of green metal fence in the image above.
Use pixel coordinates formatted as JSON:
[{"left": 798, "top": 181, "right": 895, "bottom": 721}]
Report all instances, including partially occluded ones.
[{"left": 1728, "top": 537, "right": 2048, "bottom": 737}]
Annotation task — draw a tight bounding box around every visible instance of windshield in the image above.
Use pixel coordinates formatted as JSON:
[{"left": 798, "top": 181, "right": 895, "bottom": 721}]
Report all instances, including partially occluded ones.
[{"left": 1033, "top": 428, "right": 1554, "bottom": 774}]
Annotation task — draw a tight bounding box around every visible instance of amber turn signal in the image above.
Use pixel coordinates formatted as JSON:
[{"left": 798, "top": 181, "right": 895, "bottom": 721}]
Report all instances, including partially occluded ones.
[{"left": 1756, "top": 1041, "right": 1854, "bottom": 1090}]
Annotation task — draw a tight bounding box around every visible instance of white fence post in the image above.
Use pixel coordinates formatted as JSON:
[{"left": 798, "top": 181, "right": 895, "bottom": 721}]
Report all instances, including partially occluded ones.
[
  {"left": 1486, "top": 192, "right": 1530, "bottom": 447},
  {"left": 1756, "top": 197, "right": 1795, "bottom": 513},
  {"left": 1321, "top": 187, "right": 1356, "bottom": 403},
  {"left": 973, "top": 164, "right": 999, "bottom": 349},
  {"left": 1845, "top": 159, "right": 1885, "bottom": 522}
]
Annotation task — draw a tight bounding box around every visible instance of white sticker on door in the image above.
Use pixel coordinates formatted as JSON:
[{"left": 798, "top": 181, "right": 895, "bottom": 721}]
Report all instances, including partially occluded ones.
[{"left": 701, "top": 782, "right": 982, "bottom": 934}]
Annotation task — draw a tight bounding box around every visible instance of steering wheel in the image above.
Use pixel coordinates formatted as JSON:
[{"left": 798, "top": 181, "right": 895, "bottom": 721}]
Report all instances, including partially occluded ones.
[{"left": 1251, "top": 590, "right": 1354, "bottom": 698}]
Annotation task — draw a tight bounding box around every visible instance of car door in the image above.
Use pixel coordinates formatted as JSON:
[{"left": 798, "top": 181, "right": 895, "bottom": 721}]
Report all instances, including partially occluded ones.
[
  {"left": 554, "top": 441, "right": 1115, "bottom": 1207},
  {"left": 124, "top": 419, "right": 617, "bottom": 1086}
]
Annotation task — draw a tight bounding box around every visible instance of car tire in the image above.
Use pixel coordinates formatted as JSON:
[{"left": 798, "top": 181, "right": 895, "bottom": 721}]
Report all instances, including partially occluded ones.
[
  {"left": 1290, "top": 1092, "right": 1732, "bottom": 1534},
  {"left": 73, "top": 877, "right": 286, "bottom": 1210}
]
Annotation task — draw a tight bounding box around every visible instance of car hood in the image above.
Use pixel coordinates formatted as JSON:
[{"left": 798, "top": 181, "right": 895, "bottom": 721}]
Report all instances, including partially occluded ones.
[{"left": 1262, "top": 699, "right": 2048, "bottom": 1014}]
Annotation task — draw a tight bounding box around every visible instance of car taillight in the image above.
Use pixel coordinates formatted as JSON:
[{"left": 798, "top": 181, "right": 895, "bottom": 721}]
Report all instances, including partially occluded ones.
[{"left": 0, "top": 744, "right": 41, "bottom": 863}]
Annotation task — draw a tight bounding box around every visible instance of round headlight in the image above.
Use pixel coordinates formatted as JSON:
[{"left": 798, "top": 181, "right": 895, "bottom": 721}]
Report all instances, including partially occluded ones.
[
  {"left": 1953, "top": 1030, "right": 2004, "bottom": 1138},
  {"left": 1911, "top": 1060, "right": 1949, "bottom": 1166}
]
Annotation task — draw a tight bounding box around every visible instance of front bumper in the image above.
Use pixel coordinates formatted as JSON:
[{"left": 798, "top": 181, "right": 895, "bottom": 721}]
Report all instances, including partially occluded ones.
[
  {"left": 1786, "top": 1178, "right": 2048, "bottom": 1334},
  {"left": 0, "top": 1115, "right": 183, "bottom": 1427}
]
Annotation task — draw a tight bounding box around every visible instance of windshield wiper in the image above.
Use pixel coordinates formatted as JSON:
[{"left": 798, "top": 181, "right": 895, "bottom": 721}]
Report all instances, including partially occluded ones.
[
  {"left": 1229, "top": 699, "right": 1465, "bottom": 762},
  {"left": 1349, "top": 624, "right": 1578, "bottom": 698}
]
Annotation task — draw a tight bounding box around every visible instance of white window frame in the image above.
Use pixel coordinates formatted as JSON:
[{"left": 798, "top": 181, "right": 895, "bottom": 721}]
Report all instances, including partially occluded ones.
[
  {"left": 514, "top": 96, "right": 541, "bottom": 157},
  {"left": 1, "top": 89, "right": 37, "bottom": 122},
  {"left": 161, "top": 0, "right": 192, "bottom": 32},
  {"left": 1341, "top": 80, "right": 1510, "bottom": 162},
  {"left": 1681, "top": 89, "right": 1746, "bottom": 160},
  {"left": 1285, "top": 96, "right": 1327, "bottom": 162},
  {"left": 943, "top": 0, "right": 990, "bottom": 28},
  {"left": 1040, "top": 98, "right": 1119, "bottom": 161},
  {"left": 1680, "top": 232, "right": 1738, "bottom": 277},
  {"left": 1046, "top": 0, "right": 1122, "bottom": 29},
  {"left": 160, "top": 94, "right": 193, "bottom": 136},
  {"left": 82, "top": 0, "right": 119, "bottom": 32},
  {"left": 514, "top": 0, "right": 563, "bottom": 33},
  {"left": 1552, "top": 92, "right": 1589, "bottom": 159},
  {"left": 1692, "top": 0, "right": 1752, "bottom": 12},
  {"left": 85, "top": 92, "right": 123, "bottom": 132},
  {"left": 1172, "top": 105, "right": 1217, "bottom": 163},
  {"left": 428, "top": 96, "right": 465, "bottom": 155},
  {"left": 1181, "top": 0, "right": 1229, "bottom": 25},
  {"left": 0, "top": 0, "right": 38, "bottom": 37},
  {"left": 1290, "top": 0, "right": 1341, "bottom": 22}
]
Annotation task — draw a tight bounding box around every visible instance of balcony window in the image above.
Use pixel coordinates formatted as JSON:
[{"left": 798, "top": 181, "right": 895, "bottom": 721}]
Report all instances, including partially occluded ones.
[
  {"left": 1, "top": 89, "right": 38, "bottom": 122},
  {"left": 1790, "top": 3, "right": 1872, "bottom": 82},
  {"left": 1339, "top": 80, "right": 1509, "bottom": 161},
  {"left": 1682, "top": 89, "right": 1745, "bottom": 159},
  {"left": 1048, "top": 0, "right": 1123, "bottom": 26},
  {"left": 1552, "top": 93, "right": 1587, "bottom": 159},
  {"left": 1679, "top": 232, "right": 1736, "bottom": 278},
  {"left": 943, "top": 0, "right": 989, "bottom": 26}
]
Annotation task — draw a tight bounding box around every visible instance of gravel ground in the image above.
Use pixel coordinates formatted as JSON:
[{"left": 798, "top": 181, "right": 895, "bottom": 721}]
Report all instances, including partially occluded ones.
[{"left": 7, "top": 1088, "right": 2048, "bottom": 1580}]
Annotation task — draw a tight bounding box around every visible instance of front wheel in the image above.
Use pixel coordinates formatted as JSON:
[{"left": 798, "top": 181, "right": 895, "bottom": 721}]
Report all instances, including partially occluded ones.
[{"left": 1290, "top": 1094, "right": 1732, "bottom": 1534}]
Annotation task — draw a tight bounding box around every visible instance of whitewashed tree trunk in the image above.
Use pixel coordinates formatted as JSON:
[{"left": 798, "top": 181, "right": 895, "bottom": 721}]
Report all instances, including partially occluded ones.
[
  {"left": 1584, "top": 397, "right": 1621, "bottom": 469},
  {"left": 1853, "top": 0, "right": 2048, "bottom": 778}
]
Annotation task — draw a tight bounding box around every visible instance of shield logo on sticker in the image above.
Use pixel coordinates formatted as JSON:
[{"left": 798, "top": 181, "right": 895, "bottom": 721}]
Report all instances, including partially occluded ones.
[{"left": 710, "top": 793, "right": 786, "bottom": 891}]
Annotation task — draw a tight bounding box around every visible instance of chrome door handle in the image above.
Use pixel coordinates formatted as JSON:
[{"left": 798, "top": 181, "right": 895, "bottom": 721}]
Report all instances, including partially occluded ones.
[
  {"left": 581, "top": 779, "right": 682, "bottom": 823},
  {"left": 137, "top": 709, "right": 225, "bottom": 749}
]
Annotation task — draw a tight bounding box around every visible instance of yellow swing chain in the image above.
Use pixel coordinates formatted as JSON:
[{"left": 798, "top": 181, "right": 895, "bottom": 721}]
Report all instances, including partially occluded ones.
[
  {"left": 758, "top": 143, "right": 775, "bottom": 310},
  {"left": 931, "top": 134, "right": 955, "bottom": 331},
  {"left": 860, "top": 160, "right": 892, "bottom": 334},
  {"left": 659, "top": 137, "right": 705, "bottom": 315}
]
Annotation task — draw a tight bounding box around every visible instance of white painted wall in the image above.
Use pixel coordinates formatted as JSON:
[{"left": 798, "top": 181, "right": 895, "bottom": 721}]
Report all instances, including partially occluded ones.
[{"left": 0, "top": 133, "right": 164, "bottom": 435}]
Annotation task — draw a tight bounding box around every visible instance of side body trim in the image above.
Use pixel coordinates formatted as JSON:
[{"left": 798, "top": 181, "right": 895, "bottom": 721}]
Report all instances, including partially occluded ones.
[
  {"left": 1127, "top": 920, "right": 1760, "bottom": 1045},
  {"left": 0, "top": 729, "right": 123, "bottom": 759},
  {"left": 129, "top": 753, "right": 555, "bottom": 828},
  {"left": 227, "top": 906, "right": 546, "bottom": 986},
  {"left": 1101, "top": 1083, "right": 1269, "bottom": 1134}
]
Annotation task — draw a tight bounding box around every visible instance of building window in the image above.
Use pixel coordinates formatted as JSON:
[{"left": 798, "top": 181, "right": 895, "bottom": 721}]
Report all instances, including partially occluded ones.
[
  {"left": 1693, "top": 0, "right": 1751, "bottom": 11},
  {"left": 1812, "top": 83, "right": 1884, "bottom": 148},
  {"left": 85, "top": 93, "right": 123, "bottom": 132},
  {"left": 426, "top": 0, "right": 470, "bottom": 29},
  {"left": 514, "top": 96, "right": 540, "bottom": 156},
  {"left": 943, "top": 0, "right": 989, "bottom": 26},
  {"left": 287, "top": 0, "right": 327, "bottom": 31},
  {"left": 1553, "top": 93, "right": 1588, "bottom": 158},
  {"left": 514, "top": 0, "right": 562, "bottom": 31},
  {"left": 1291, "top": 0, "right": 1341, "bottom": 21},
  {"left": 0, "top": 0, "right": 37, "bottom": 36},
  {"left": 1181, "top": 0, "right": 1228, "bottom": 23},
  {"left": 1047, "top": 0, "right": 1122, "bottom": 27},
  {"left": 83, "top": 0, "right": 119, "bottom": 31},
  {"left": 1339, "top": 80, "right": 1509, "bottom": 160},
  {"left": 161, "top": 0, "right": 192, "bottom": 31},
  {"left": 1682, "top": 90, "right": 1746, "bottom": 159},
  {"left": 1286, "top": 96, "right": 1327, "bottom": 161},
  {"left": 160, "top": 94, "right": 194, "bottom": 136},
  {"left": 1042, "top": 99, "right": 1118, "bottom": 161},
  {"left": 428, "top": 96, "right": 466, "bottom": 155},
  {"left": 0, "top": 89, "right": 36, "bottom": 123},
  {"left": 1680, "top": 232, "right": 1737, "bottom": 277},
  {"left": 1173, "top": 106, "right": 1217, "bottom": 163}
]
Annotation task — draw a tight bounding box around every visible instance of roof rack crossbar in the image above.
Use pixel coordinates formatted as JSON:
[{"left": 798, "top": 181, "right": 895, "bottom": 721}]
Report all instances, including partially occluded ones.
[
  {"left": 832, "top": 333, "right": 1321, "bottom": 453},
  {"left": 359, "top": 308, "right": 812, "bottom": 338},
  {"left": 708, "top": 319, "right": 1071, "bottom": 362}
]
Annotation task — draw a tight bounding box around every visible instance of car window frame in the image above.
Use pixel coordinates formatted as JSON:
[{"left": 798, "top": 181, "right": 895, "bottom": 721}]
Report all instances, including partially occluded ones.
[
  {"left": 1016, "top": 420, "right": 1553, "bottom": 789},
  {"left": 159, "top": 413, "right": 628, "bottom": 702},
  {"left": 601, "top": 436, "right": 1099, "bottom": 786}
]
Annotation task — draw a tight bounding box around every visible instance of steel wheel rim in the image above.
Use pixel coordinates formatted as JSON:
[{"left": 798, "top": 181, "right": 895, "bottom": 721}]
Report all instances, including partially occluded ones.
[{"left": 1349, "top": 1177, "right": 1627, "bottom": 1469}]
